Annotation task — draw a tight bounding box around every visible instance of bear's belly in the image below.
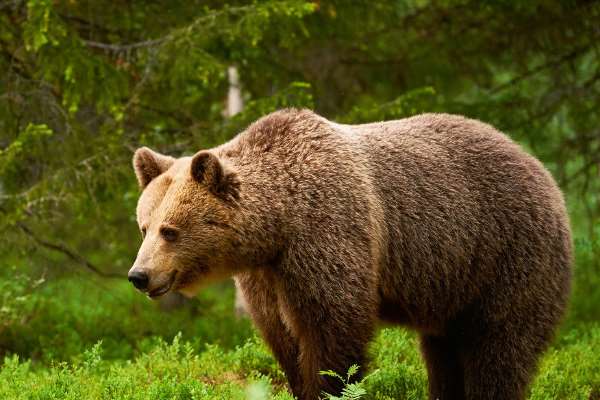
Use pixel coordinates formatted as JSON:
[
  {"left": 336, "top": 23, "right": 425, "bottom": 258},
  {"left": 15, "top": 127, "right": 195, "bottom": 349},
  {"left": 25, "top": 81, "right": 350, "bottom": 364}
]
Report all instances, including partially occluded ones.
[{"left": 377, "top": 299, "right": 446, "bottom": 336}]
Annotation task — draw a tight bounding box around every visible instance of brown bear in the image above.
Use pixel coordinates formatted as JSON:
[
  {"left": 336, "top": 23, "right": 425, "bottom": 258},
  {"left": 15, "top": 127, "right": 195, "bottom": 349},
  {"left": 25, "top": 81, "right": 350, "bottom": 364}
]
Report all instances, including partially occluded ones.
[{"left": 128, "top": 109, "right": 572, "bottom": 400}]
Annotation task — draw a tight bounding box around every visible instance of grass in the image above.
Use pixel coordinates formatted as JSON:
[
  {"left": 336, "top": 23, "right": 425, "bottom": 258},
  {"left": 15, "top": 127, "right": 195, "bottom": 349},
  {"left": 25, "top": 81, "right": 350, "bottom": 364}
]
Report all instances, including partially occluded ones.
[
  {"left": 0, "top": 322, "right": 598, "bottom": 399},
  {"left": 0, "top": 236, "right": 599, "bottom": 399},
  {"left": 0, "top": 276, "right": 254, "bottom": 362}
]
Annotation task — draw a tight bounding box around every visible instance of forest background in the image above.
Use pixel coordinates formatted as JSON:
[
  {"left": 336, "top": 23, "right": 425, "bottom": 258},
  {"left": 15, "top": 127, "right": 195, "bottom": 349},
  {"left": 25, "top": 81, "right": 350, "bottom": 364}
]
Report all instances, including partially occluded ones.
[{"left": 0, "top": 1, "right": 598, "bottom": 398}]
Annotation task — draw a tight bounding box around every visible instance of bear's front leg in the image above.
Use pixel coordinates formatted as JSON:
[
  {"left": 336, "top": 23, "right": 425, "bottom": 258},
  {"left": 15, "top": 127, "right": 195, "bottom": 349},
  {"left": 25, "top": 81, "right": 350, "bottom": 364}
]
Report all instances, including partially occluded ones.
[
  {"left": 295, "top": 319, "right": 375, "bottom": 399},
  {"left": 234, "top": 271, "right": 303, "bottom": 396},
  {"left": 277, "top": 253, "right": 379, "bottom": 399}
]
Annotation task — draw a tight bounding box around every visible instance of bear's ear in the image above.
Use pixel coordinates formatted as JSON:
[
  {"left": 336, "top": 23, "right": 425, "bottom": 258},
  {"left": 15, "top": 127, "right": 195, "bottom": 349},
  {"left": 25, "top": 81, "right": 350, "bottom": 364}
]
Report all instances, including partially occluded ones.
[
  {"left": 133, "top": 147, "right": 175, "bottom": 189},
  {"left": 191, "top": 151, "right": 240, "bottom": 201}
]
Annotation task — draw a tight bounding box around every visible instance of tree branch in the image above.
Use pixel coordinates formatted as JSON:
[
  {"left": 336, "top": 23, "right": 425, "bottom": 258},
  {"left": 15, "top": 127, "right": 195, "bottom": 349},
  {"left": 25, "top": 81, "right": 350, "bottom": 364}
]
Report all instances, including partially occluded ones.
[
  {"left": 490, "top": 44, "right": 593, "bottom": 94},
  {"left": 82, "top": 38, "right": 165, "bottom": 52},
  {"left": 16, "top": 222, "right": 125, "bottom": 279}
]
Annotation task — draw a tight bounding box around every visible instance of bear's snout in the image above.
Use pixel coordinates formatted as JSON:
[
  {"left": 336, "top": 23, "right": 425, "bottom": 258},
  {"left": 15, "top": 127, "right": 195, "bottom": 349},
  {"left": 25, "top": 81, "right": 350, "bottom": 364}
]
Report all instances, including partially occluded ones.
[{"left": 128, "top": 269, "right": 149, "bottom": 290}]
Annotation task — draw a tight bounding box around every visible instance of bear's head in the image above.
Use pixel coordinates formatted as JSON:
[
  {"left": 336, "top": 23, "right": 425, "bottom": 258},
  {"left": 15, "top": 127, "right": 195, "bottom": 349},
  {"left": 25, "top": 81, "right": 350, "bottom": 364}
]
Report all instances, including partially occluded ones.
[{"left": 128, "top": 147, "right": 242, "bottom": 298}]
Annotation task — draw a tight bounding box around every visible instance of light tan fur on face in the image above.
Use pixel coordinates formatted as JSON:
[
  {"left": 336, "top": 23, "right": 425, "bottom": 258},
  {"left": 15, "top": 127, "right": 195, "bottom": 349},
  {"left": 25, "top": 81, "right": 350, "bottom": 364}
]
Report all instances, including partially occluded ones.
[{"left": 131, "top": 155, "right": 243, "bottom": 297}]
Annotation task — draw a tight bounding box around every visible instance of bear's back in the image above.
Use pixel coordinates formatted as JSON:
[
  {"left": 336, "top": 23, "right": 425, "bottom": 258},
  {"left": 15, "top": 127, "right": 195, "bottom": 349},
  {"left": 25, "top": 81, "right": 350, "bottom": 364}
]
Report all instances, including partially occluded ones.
[{"left": 328, "top": 113, "right": 571, "bottom": 329}]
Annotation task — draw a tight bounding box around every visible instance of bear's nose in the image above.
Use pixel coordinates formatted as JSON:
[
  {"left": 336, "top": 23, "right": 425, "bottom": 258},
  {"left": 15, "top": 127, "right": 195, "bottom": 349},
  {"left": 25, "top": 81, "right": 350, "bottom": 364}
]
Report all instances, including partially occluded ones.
[{"left": 128, "top": 269, "right": 149, "bottom": 290}]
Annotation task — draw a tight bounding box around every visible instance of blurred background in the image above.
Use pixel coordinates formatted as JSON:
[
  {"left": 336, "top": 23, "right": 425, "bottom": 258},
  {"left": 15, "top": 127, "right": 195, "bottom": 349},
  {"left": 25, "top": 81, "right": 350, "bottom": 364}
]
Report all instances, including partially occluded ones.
[{"left": 0, "top": 1, "right": 599, "bottom": 399}]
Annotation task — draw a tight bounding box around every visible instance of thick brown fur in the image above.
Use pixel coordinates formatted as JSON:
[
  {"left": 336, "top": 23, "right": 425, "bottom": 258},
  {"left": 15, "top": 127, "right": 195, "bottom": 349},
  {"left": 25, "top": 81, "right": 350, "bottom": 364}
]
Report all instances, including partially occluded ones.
[{"left": 130, "top": 109, "right": 572, "bottom": 400}]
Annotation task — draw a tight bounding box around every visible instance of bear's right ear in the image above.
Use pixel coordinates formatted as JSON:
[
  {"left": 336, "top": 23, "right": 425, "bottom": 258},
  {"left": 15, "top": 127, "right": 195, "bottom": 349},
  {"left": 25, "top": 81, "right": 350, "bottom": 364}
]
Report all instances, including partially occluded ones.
[
  {"left": 133, "top": 147, "right": 175, "bottom": 189},
  {"left": 191, "top": 151, "right": 240, "bottom": 201}
]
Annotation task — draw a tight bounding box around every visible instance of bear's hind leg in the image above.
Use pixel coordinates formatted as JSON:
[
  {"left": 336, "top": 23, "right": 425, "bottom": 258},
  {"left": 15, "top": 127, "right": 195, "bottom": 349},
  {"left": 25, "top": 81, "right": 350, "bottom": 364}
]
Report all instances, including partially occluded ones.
[
  {"left": 420, "top": 334, "right": 465, "bottom": 400},
  {"left": 460, "top": 322, "right": 548, "bottom": 400}
]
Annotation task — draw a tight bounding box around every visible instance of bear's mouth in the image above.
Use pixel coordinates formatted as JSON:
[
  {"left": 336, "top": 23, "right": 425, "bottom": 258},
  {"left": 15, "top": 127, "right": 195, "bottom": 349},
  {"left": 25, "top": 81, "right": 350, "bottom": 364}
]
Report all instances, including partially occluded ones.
[{"left": 147, "top": 272, "right": 176, "bottom": 299}]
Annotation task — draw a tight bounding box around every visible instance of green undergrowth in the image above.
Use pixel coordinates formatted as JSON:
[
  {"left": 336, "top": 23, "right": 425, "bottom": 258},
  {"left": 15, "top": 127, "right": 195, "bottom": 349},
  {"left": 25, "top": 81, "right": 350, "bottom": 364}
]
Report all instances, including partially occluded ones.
[
  {"left": 0, "top": 278, "right": 254, "bottom": 362},
  {"left": 0, "top": 334, "right": 292, "bottom": 400},
  {"left": 0, "top": 321, "right": 598, "bottom": 399}
]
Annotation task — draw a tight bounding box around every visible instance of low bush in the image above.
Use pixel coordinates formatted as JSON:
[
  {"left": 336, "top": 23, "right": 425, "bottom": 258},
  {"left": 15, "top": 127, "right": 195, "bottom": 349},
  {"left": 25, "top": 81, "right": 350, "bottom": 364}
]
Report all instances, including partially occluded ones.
[{"left": 0, "top": 323, "right": 598, "bottom": 399}]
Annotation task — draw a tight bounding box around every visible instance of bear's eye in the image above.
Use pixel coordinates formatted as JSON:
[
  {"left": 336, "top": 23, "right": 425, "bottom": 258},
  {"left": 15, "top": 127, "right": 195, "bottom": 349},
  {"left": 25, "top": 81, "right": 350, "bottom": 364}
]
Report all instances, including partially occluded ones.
[
  {"left": 206, "top": 219, "right": 230, "bottom": 229},
  {"left": 141, "top": 227, "right": 147, "bottom": 238},
  {"left": 159, "top": 226, "right": 179, "bottom": 242}
]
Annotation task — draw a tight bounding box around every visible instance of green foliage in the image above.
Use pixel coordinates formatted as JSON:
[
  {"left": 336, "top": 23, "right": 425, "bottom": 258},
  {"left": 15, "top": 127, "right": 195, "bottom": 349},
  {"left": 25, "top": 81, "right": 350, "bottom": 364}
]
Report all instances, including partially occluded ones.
[
  {"left": 0, "top": 318, "right": 597, "bottom": 399},
  {"left": 0, "top": 123, "right": 53, "bottom": 176},
  {"left": 0, "top": 277, "right": 254, "bottom": 362},
  {"left": 23, "top": 0, "right": 66, "bottom": 52},
  {"left": 340, "top": 87, "right": 436, "bottom": 124},
  {"left": 0, "top": 267, "right": 43, "bottom": 337},
  {"left": 208, "top": 81, "right": 315, "bottom": 147},
  {"left": 0, "top": 335, "right": 278, "bottom": 400},
  {"left": 365, "top": 329, "right": 428, "bottom": 400},
  {"left": 529, "top": 326, "right": 600, "bottom": 400},
  {"left": 320, "top": 365, "right": 373, "bottom": 400},
  {"left": 567, "top": 235, "right": 600, "bottom": 324}
]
